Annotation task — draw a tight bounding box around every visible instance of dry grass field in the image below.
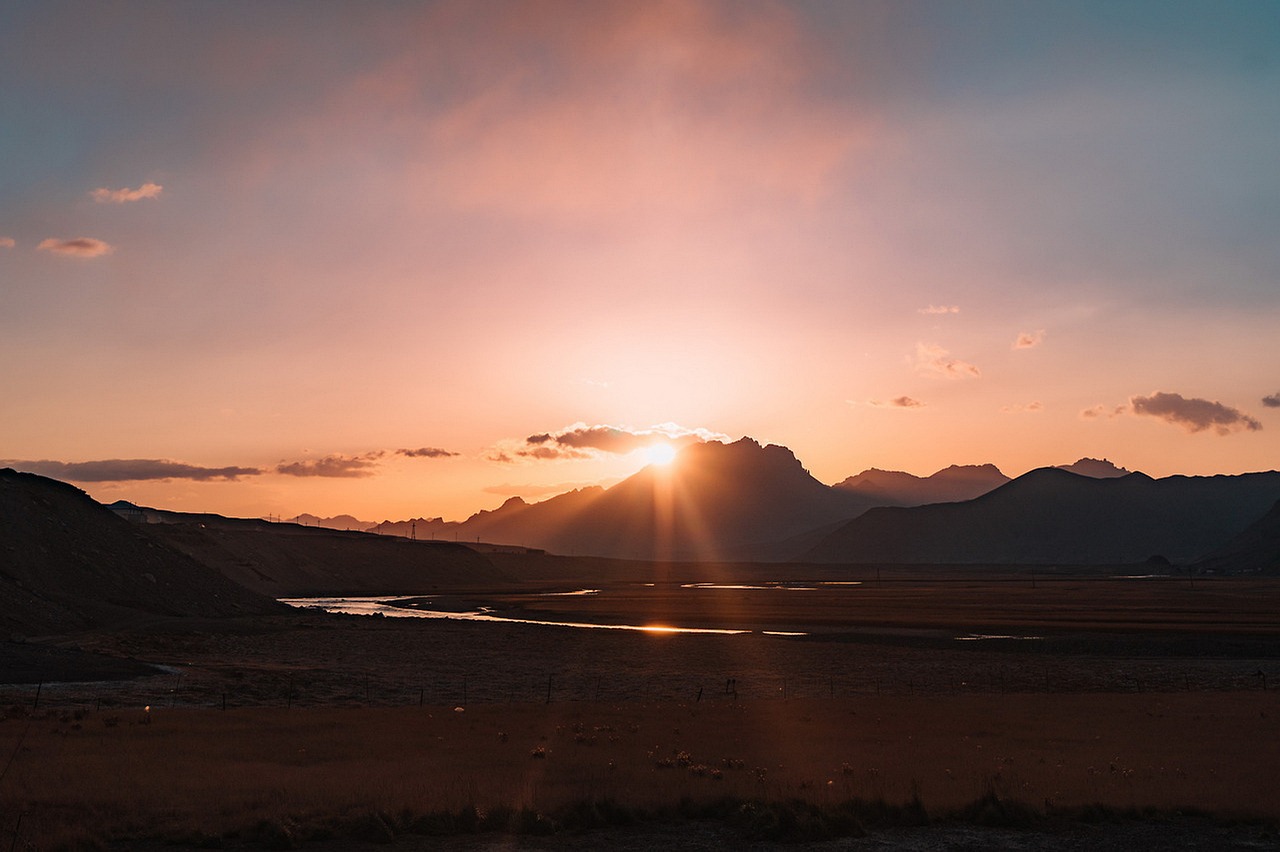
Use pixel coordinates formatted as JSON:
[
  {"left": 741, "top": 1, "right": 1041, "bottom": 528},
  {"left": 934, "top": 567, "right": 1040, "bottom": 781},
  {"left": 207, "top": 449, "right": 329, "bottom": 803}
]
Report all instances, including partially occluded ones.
[
  {"left": 2, "top": 693, "right": 1278, "bottom": 849},
  {"left": 3, "top": 572, "right": 1279, "bottom": 849}
]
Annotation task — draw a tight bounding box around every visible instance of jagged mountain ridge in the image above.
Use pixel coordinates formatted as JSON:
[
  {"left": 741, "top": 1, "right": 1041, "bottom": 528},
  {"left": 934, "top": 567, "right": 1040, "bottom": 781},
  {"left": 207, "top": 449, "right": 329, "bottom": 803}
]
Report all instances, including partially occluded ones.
[
  {"left": 366, "top": 455, "right": 1126, "bottom": 539},
  {"left": 1056, "top": 458, "right": 1130, "bottom": 478},
  {"left": 376, "top": 439, "right": 883, "bottom": 560},
  {"left": 805, "top": 467, "right": 1280, "bottom": 565}
]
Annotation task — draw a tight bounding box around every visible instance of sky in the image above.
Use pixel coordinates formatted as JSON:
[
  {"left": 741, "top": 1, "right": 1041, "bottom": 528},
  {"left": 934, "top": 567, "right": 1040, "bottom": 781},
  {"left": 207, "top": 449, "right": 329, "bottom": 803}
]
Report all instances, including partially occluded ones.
[{"left": 3, "top": 0, "right": 1279, "bottom": 522}]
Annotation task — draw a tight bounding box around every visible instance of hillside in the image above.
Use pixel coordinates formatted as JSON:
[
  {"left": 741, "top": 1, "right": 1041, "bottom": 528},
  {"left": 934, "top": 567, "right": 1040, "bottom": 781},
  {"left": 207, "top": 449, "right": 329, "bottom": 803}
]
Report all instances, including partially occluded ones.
[
  {"left": 1193, "top": 499, "right": 1280, "bottom": 575},
  {"left": 805, "top": 468, "right": 1280, "bottom": 565},
  {"left": 0, "top": 468, "right": 280, "bottom": 637},
  {"left": 143, "top": 514, "right": 506, "bottom": 596}
]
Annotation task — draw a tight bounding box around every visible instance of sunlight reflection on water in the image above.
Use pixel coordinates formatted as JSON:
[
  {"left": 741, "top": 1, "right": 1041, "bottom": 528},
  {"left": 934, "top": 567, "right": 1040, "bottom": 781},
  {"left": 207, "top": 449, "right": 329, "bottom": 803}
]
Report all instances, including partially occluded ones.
[
  {"left": 280, "top": 596, "right": 757, "bottom": 635},
  {"left": 679, "top": 582, "right": 819, "bottom": 590}
]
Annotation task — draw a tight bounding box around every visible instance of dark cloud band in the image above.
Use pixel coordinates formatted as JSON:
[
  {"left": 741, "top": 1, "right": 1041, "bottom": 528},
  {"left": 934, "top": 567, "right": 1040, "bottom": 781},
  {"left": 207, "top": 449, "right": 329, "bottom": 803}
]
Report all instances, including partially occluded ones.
[{"left": 3, "top": 459, "right": 261, "bottom": 482}]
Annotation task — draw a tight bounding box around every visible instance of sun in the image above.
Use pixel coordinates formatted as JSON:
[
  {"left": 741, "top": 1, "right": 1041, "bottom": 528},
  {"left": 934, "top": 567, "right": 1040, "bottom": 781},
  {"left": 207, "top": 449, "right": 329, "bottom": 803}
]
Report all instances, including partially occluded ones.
[{"left": 644, "top": 443, "right": 678, "bottom": 466}]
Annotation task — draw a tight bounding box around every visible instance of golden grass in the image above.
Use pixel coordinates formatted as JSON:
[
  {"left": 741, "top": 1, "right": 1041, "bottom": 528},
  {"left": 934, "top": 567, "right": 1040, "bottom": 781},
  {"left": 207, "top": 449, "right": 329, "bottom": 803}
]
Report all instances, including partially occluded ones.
[{"left": 3, "top": 692, "right": 1278, "bottom": 847}]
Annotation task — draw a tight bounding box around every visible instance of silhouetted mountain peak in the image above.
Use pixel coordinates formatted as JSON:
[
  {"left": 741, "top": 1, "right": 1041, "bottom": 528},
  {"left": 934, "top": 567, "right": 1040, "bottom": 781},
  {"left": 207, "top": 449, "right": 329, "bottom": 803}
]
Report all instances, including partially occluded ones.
[
  {"left": 934, "top": 463, "right": 1004, "bottom": 478},
  {"left": 835, "top": 462, "right": 1009, "bottom": 507},
  {"left": 1057, "top": 457, "right": 1131, "bottom": 478}
]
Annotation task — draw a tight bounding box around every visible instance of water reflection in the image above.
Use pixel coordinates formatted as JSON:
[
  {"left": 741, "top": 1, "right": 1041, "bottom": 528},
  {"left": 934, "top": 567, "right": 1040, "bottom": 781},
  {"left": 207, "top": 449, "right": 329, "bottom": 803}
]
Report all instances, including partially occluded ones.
[
  {"left": 954, "top": 633, "right": 1043, "bottom": 642},
  {"left": 680, "top": 582, "right": 819, "bottom": 591},
  {"left": 281, "top": 596, "right": 753, "bottom": 635}
]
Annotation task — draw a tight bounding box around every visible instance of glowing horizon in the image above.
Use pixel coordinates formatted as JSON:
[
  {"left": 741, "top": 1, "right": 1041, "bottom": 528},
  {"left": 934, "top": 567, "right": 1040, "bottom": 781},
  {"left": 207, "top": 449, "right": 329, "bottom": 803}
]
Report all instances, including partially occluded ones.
[{"left": 2, "top": 1, "right": 1277, "bottom": 523}]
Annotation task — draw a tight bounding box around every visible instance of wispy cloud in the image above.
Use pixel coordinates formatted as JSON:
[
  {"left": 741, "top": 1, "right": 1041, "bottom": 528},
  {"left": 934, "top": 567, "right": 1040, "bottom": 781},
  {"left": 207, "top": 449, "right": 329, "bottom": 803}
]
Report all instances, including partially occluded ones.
[
  {"left": 1013, "top": 330, "right": 1045, "bottom": 350},
  {"left": 913, "top": 343, "right": 980, "bottom": 380},
  {"left": 91, "top": 182, "right": 163, "bottom": 203},
  {"left": 867, "top": 396, "right": 925, "bottom": 409},
  {"left": 493, "top": 422, "right": 729, "bottom": 462},
  {"left": 1002, "top": 401, "right": 1044, "bottom": 413},
  {"left": 37, "top": 237, "right": 115, "bottom": 257},
  {"left": 1262, "top": 393, "right": 1280, "bottom": 408},
  {"left": 1130, "top": 391, "right": 1262, "bottom": 435},
  {"left": 0, "top": 237, "right": 14, "bottom": 249},
  {"left": 275, "top": 452, "right": 384, "bottom": 477},
  {"left": 4, "top": 458, "right": 261, "bottom": 482},
  {"left": 918, "top": 305, "right": 960, "bottom": 315},
  {"left": 1080, "top": 404, "right": 1126, "bottom": 420},
  {"left": 407, "top": 2, "right": 865, "bottom": 224},
  {"left": 396, "top": 447, "right": 459, "bottom": 458}
]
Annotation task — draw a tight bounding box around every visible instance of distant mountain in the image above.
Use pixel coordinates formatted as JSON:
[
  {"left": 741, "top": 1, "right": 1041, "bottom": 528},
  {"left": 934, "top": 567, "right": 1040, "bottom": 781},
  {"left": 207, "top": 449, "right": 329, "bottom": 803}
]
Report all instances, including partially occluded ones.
[
  {"left": 805, "top": 468, "right": 1280, "bottom": 565},
  {"left": 834, "top": 464, "right": 1010, "bottom": 506},
  {"left": 1056, "top": 458, "right": 1130, "bottom": 478},
  {"left": 375, "top": 438, "right": 881, "bottom": 561},
  {"left": 293, "top": 513, "right": 375, "bottom": 531},
  {"left": 1193, "top": 499, "right": 1280, "bottom": 575},
  {"left": 0, "top": 469, "right": 279, "bottom": 637}
]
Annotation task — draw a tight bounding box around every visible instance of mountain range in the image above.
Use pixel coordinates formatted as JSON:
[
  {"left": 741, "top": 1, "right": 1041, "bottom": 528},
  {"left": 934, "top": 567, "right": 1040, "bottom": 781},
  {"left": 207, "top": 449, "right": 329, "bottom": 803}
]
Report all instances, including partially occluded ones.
[
  {"left": 288, "top": 442, "right": 1274, "bottom": 567},
  {"left": 805, "top": 467, "right": 1280, "bottom": 566},
  {"left": 5, "top": 432, "right": 1279, "bottom": 642}
]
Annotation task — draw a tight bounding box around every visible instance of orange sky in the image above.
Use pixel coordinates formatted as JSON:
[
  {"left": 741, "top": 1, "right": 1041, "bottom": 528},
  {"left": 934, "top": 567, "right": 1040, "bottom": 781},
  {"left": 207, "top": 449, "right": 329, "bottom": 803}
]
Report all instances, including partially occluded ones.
[{"left": 2, "top": 1, "right": 1278, "bottom": 522}]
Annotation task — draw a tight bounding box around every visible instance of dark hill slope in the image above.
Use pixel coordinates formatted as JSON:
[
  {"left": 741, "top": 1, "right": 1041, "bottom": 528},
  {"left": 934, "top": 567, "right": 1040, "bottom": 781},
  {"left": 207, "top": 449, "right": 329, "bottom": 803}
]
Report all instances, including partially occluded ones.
[
  {"left": 142, "top": 513, "right": 505, "bottom": 596},
  {"left": 0, "top": 469, "right": 279, "bottom": 637},
  {"left": 1193, "top": 499, "right": 1280, "bottom": 575},
  {"left": 805, "top": 468, "right": 1280, "bottom": 565}
]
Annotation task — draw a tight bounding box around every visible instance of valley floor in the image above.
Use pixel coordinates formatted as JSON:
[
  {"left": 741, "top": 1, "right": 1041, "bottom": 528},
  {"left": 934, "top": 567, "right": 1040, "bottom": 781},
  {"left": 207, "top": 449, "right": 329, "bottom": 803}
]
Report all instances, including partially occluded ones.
[{"left": 2, "top": 573, "right": 1278, "bottom": 849}]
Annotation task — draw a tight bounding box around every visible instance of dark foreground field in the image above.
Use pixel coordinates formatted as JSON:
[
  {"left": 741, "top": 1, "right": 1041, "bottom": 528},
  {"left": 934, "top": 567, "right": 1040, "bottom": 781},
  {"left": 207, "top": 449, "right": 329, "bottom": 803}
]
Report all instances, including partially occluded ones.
[
  {"left": 2, "top": 694, "right": 1278, "bottom": 850},
  {"left": 2, "top": 572, "right": 1279, "bottom": 850}
]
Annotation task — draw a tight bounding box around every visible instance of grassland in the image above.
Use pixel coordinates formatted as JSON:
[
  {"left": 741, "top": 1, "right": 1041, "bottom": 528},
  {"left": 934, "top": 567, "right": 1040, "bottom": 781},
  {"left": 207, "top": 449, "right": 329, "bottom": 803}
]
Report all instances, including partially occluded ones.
[{"left": 2, "top": 570, "right": 1278, "bottom": 849}]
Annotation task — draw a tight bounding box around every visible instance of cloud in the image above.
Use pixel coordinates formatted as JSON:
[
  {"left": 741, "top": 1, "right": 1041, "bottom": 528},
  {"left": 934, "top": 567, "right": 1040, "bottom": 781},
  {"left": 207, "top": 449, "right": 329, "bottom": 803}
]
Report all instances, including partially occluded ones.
[
  {"left": 1263, "top": 393, "right": 1280, "bottom": 408},
  {"left": 37, "top": 237, "right": 115, "bottom": 257},
  {"left": 1002, "top": 401, "right": 1044, "bottom": 413},
  {"left": 867, "top": 396, "right": 925, "bottom": 409},
  {"left": 497, "top": 422, "right": 729, "bottom": 462},
  {"left": 390, "top": 1, "right": 866, "bottom": 223},
  {"left": 1130, "top": 391, "right": 1262, "bottom": 435},
  {"left": 91, "top": 182, "right": 163, "bottom": 203},
  {"left": 0, "top": 237, "right": 14, "bottom": 249},
  {"left": 918, "top": 305, "right": 960, "bottom": 315},
  {"left": 913, "top": 343, "right": 980, "bottom": 380},
  {"left": 1080, "top": 404, "right": 1126, "bottom": 419},
  {"left": 4, "top": 459, "right": 261, "bottom": 482},
  {"left": 396, "top": 447, "right": 459, "bottom": 458},
  {"left": 1013, "top": 330, "right": 1046, "bottom": 350},
  {"left": 275, "top": 453, "right": 383, "bottom": 477}
]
